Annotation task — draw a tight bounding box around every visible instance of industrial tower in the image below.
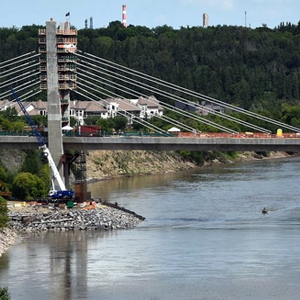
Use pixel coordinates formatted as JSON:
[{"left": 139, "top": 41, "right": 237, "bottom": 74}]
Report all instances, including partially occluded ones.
[
  {"left": 203, "top": 13, "right": 209, "bottom": 28},
  {"left": 122, "top": 5, "right": 127, "bottom": 27}
]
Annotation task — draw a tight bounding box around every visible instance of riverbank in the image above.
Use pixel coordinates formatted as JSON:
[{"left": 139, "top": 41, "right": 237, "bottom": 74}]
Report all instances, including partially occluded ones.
[
  {"left": 86, "top": 150, "right": 297, "bottom": 182},
  {"left": 0, "top": 202, "right": 144, "bottom": 257},
  {"left": 8, "top": 202, "right": 145, "bottom": 232},
  {"left": 0, "top": 228, "right": 17, "bottom": 258}
]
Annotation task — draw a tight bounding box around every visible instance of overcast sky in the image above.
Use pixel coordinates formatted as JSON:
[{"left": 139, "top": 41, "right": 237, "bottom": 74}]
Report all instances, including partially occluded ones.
[{"left": 0, "top": 0, "right": 299, "bottom": 30}]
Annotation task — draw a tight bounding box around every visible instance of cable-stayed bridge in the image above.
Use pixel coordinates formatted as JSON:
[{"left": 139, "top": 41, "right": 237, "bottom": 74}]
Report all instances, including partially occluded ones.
[
  {"left": 1, "top": 34, "right": 300, "bottom": 153},
  {"left": 1, "top": 20, "right": 300, "bottom": 197}
]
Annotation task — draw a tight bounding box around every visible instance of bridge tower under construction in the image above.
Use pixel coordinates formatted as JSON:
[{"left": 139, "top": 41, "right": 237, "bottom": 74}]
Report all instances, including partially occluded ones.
[{"left": 38, "top": 18, "right": 87, "bottom": 201}]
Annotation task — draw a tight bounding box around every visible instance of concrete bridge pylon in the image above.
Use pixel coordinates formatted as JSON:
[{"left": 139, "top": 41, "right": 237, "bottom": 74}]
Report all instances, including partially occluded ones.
[
  {"left": 43, "top": 19, "right": 86, "bottom": 198},
  {"left": 45, "top": 20, "right": 64, "bottom": 190}
]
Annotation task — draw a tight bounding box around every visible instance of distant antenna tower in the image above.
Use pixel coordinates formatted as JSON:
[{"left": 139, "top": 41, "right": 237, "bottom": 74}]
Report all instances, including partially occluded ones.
[
  {"left": 90, "top": 17, "right": 93, "bottom": 29},
  {"left": 245, "top": 11, "right": 247, "bottom": 27},
  {"left": 203, "top": 13, "right": 209, "bottom": 28},
  {"left": 122, "top": 4, "right": 127, "bottom": 27},
  {"left": 85, "top": 19, "right": 88, "bottom": 29}
]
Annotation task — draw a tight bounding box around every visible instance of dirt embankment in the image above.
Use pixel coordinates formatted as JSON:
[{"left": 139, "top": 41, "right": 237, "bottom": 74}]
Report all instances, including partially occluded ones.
[
  {"left": 0, "top": 148, "right": 297, "bottom": 183},
  {"left": 85, "top": 150, "right": 199, "bottom": 181},
  {"left": 85, "top": 150, "right": 297, "bottom": 181}
]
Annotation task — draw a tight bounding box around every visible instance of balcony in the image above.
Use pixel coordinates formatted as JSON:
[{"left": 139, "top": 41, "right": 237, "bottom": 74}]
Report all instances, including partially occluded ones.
[
  {"left": 40, "top": 82, "right": 47, "bottom": 90},
  {"left": 56, "top": 29, "right": 77, "bottom": 36},
  {"left": 40, "top": 75, "right": 47, "bottom": 81},
  {"left": 38, "top": 29, "right": 46, "bottom": 35},
  {"left": 39, "top": 37, "right": 46, "bottom": 44}
]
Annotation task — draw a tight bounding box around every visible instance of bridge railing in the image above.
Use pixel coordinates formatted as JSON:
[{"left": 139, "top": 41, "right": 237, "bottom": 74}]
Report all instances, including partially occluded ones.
[
  {"left": 1, "top": 130, "right": 300, "bottom": 139},
  {"left": 0, "top": 131, "right": 32, "bottom": 136},
  {"left": 68, "top": 131, "right": 173, "bottom": 138},
  {"left": 177, "top": 132, "right": 300, "bottom": 138}
]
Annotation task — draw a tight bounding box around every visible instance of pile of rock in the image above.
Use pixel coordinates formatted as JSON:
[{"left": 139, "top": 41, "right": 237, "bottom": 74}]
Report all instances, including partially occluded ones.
[
  {"left": 0, "top": 228, "right": 17, "bottom": 257},
  {"left": 8, "top": 204, "right": 145, "bottom": 233}
]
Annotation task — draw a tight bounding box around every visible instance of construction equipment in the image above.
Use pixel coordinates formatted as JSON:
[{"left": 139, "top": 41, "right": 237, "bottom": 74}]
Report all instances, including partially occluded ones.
[
  {"left": 0, "top": 180, "right": 12, "bottom": 199},
  {"left": 10, "top": 87, "right": 74, "bottom": 200}
]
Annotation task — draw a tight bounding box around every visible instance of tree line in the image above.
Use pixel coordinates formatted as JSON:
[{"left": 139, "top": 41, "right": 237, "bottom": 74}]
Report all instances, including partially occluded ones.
[{"left": 1, "top": 21, "right": 300, "bottom": 127}]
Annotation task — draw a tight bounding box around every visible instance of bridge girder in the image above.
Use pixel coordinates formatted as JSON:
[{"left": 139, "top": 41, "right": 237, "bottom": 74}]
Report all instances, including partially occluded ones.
[{"left": 1, "top": 136, "right": 300, "bottom": 152}]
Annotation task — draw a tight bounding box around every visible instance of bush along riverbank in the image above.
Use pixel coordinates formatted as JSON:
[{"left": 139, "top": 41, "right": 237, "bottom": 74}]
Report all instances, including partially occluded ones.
[{"left": 8, "top": 202, "right": 145, "bottom": 233}]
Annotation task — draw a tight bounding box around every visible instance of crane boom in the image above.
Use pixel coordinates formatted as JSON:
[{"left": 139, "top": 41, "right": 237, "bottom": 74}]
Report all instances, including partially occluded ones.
[
  {"left": 10, "top": 87, "right": 45, "bottom": 147},
  {"left": 10, "top": 87, "right": 74, "bottom": 199}
]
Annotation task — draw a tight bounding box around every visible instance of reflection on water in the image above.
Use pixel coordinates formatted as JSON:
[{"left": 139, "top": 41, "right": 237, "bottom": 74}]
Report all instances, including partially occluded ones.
[
  {"left": 88, "top": 169, "right": 202, "bottom": 200},
  {"left": 1, "top": 157, "right": 300, "bottom": 299}
]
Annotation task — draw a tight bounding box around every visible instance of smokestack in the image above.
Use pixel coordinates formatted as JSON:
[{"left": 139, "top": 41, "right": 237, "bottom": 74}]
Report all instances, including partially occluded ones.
[
  {"left": 203, "top": 13, "right": 209, "bottom": 28},
  {"left": 122, "top": 4, "right": 127, "bottom": 27}
]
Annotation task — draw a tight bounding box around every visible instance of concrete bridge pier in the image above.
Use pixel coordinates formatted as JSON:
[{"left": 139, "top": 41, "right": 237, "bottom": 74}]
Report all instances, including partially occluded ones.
[{"left": 61, "top": 151, "right": 79, "bottom": 189}]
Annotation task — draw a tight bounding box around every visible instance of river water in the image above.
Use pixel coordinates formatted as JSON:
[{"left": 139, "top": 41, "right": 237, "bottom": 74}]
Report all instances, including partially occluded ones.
[{"left": 1, "top": 157, "right": 300, "bottom": 300}]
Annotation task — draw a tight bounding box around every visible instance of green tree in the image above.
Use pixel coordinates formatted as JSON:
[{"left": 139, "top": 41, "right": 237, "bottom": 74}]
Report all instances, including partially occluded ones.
[
  {"left": 0, "top": 287, "right": 10, "bottom": 300},
  {"left": 0, "top": 161, "right": 8, "bottom": 183},
  {"left": 20, "top": 150, "right": 44, "bottom": 176},
  {"left": 85, "top": 116, "right": 100, "bottom": 125},
  {"left": 0, "top": 116, "right": 13, "bottom": 131},
  {"left": 70, "top": 116, "right": 78, "bottom": 127},
  {"left": 11, "top": 121, "right": 26, "bottom": 131},
  {"left": 0, "top": 107, "right": 18, "bottom": 122},
  {"left": 95, "top": 118, "right": 114, "bottom": 133},
  {"left": 282, "top": 104, "right": 300, "bottom": 127},
  {"left": 112, "top": 116, "right": 128, "bottom": 131},
  {"left": 0, "top": 196, "right": 9, "bottom": 229},
  {"left": 11, "top": 172, "right": 47, "bottom": 200},
  {"left": 30, "top": 115, "right": 47, "bottom": 127}
]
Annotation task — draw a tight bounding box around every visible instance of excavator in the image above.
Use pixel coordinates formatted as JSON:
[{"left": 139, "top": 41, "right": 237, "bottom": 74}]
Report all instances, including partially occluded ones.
[
  {"left": 0, "top": 180, "right": 12, "bottom": 199},
  {"left": 10, "top": 88, "right": 74, "bottom": 200}
]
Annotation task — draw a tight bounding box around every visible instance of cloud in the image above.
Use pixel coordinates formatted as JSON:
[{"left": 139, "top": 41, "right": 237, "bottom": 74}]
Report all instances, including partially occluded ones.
[{"left": 178, "top": 0, "right": 234, "bottom": 11}]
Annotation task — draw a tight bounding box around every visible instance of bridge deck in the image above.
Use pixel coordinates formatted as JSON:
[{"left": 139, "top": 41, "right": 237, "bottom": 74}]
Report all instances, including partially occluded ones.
[{"left": 1, "top": 136, "right": 300, "bottom": 152}]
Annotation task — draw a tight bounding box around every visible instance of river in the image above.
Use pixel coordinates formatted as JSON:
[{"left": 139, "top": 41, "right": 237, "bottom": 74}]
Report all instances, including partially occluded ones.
[{"left": 1, "top": 157, "right": 300, "bottom": 300}]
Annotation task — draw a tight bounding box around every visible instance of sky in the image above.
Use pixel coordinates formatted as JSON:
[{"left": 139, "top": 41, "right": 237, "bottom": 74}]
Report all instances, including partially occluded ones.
[{"left": 0, "top": 0, "right": 299, "bottom": 30}]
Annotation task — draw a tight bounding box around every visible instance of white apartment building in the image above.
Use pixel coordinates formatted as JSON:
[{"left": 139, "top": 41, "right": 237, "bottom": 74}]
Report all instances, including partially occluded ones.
[{"left": 0, "top": 96, "right": 164, "bottom": 126}]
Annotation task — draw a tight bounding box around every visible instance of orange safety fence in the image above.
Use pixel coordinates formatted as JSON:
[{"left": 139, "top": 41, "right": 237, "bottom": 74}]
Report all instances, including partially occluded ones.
[{"left": 177, "top": 132, "right": 300, "bottom": 139}]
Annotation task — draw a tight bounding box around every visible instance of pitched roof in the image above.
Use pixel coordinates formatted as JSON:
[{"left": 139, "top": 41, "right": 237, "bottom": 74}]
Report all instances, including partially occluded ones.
[
  {"left": 70, "top": 100, "right": 87, "bottom": 109},
  {"left": 85, "top": 101, "right": 106, "bottom": 112},
  {"left": 106, "top": 98, "right": 141, "bottom": 112},
  {"left": 0, "top": 99, "right": 10, "bottom": 109},
  {"left": 137, "top": 97, "right": 148, "bottom": 105},
  {"left": 35, "top": 100, "right": 47, "bottom": 109}
]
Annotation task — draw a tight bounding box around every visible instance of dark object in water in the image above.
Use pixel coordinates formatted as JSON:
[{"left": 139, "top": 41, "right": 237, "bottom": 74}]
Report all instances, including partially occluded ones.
[{"left": 262, "top": 207, "right": 268, "bottom": 214}]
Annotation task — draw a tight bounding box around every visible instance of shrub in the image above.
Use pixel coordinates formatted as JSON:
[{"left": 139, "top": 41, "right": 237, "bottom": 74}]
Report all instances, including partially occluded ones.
[
  {"left": 0, "top": 196, "right": 9, "bottom": 229},
  {"left": 0, "top": 287, "right": 11, "bottom": 300},
  {"left": 11, "top": 172, "right": 47, "bottom": 200}
]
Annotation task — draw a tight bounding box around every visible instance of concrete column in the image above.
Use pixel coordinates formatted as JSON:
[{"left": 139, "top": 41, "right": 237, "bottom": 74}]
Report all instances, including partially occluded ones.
[{"left": 46, "top": 20, "right": 64, "bottom": 190}]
